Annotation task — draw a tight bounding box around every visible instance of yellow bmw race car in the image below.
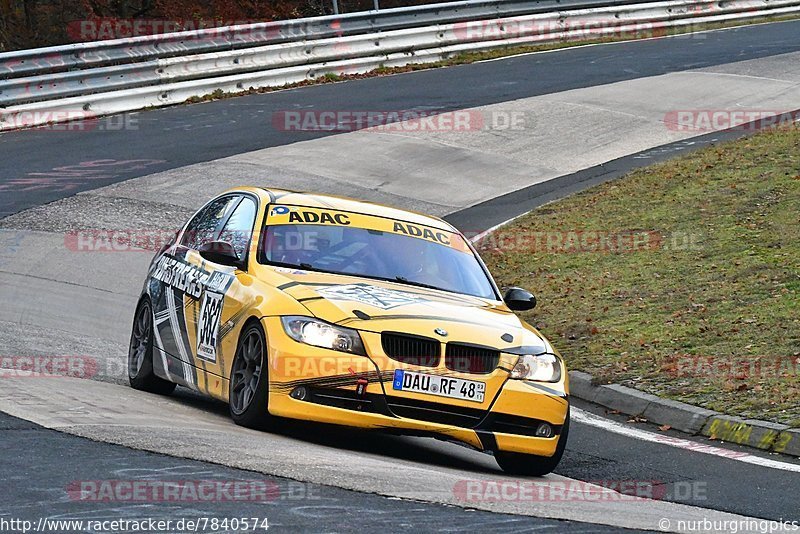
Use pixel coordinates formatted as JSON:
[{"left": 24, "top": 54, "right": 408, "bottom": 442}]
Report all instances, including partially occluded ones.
[{"left": 128, "top": 187, "right": 570, "bottom": 475}]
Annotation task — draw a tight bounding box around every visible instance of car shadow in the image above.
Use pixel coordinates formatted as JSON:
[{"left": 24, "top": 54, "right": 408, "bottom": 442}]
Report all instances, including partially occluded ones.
[{"left": 170, "top": 387, "right": 503, "bottom": 475}]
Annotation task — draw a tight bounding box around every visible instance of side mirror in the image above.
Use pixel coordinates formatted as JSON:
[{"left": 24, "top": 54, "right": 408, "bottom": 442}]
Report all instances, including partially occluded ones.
[
  {"left": 503, "top": 287, "right": 536, "bottom": 311},
  {"left": 198, "top": 241, "right": 241, "bottom": 268}
]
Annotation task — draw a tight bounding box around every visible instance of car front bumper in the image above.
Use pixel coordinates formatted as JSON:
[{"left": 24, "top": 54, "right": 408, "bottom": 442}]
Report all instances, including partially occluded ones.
[{"left": 263, "top": 317, "right": 569, "bottom": 456}]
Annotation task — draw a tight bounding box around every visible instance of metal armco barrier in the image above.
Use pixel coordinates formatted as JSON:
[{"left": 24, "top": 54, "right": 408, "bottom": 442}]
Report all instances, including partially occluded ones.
[{"left": 1, "top": 0, "right": 798, "bottom": 131}]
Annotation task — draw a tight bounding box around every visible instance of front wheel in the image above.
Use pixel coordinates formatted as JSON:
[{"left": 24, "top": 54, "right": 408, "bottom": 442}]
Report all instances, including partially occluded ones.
[
  {"left": 229, "top": 323, "right": 272, "bottom": 429},
  {"left": 495, "top": 407, "right": 570, "bottom": 476},
  {"left": 128, "top": 298, "right": 176, "bottom": 395}
]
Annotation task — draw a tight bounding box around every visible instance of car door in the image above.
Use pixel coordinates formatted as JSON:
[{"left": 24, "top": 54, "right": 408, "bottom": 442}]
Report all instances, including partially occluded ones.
[
  {"left": 184, "top": 194, "right": 259, "bottom": 398},
  {"left": 149, "top": 194, "right": 240, "bottom": 392}
]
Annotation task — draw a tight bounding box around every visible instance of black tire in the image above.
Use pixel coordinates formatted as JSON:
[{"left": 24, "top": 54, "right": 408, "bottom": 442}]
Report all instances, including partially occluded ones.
[
  {"left": 128, "top": 298, "right": 176, "bottom": 395},
  {"left": 229, "top": 322, "right": 272, "bottom": 429},
  {"left": 495, "top": 407, "right": 570, "bottom": 476}
]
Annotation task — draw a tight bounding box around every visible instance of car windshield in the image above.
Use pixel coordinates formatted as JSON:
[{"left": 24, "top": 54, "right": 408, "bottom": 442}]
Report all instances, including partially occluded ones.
[{"left": 259, "top": 223, "right": 497, "bottom": 299}]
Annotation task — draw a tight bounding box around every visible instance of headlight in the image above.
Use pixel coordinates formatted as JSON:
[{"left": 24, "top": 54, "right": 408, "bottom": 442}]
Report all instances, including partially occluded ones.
[
  {"left": 510, "top": 354, "right": 561, "bottom": 382},
  {"left": 281, "top": 316, "right": 366, "bottom": 355}
]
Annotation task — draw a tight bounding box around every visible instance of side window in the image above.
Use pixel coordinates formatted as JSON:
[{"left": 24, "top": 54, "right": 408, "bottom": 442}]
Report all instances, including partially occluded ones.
[
  {"left": 181, "top": 196, "right": 239, "bottom": 250},
  {"left": 218, "top": 196, "right": 257, "bottom": 260}
]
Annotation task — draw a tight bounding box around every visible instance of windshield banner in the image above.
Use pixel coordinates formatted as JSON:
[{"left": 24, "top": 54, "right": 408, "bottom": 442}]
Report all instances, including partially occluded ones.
[{"left": 266, "top": 205, "right": 470, "bottom": 253}]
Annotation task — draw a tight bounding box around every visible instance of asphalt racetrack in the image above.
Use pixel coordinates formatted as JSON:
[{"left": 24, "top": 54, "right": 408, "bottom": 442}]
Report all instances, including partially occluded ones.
[{"left": 1, "top": 19, "right": 799, "bottom": 533}]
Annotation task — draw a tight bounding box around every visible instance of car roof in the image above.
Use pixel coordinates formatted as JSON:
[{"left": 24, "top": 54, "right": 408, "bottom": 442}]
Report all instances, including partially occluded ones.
[{"left": 234, "top": 187, "right": 459, "bottom": 233}]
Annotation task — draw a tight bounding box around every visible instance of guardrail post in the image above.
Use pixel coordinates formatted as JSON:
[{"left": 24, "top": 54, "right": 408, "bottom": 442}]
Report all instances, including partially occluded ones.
[
  {"left": 332, "top": 0, "right": 340, "bottom": 14},
  {"left": 373, "top": 0, "right": 381, "bottom": 10}
]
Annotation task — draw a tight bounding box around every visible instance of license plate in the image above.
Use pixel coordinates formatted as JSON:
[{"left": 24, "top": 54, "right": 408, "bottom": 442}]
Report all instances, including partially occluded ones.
[{"left": 392, "top": 370, "right": 485, "bottom": 403}]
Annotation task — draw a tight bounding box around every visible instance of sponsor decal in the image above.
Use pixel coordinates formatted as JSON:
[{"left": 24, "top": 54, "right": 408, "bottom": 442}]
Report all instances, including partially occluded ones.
[
  {"left": 267, "top": 205, "right": 469, "bottom": 253},
  {"left": 150, "top": 256, "right": 234, "bottom": 363},
  {"left": 288, "top": 210, "right": 350, "bottom": 225},
  {"left": 150, "top": 255, "right": 211, "bottom": 299},
  {"left": 197, "top": 291, "right": 224, "bottom": 363},
  {"left": 392, "top": 222, "right": 451, "bottom": 245},
  {"left": 317, "top": 284, "right": 425, "bottom": 310},
  {"left": 196, "top": 271, "right": 234, "bottom": 363},
  {"left": 269, "top": 206, "right": 350, "bottom": 225}
]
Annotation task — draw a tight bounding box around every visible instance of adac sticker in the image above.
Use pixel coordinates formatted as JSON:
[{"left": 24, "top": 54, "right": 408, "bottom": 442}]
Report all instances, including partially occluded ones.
[
  {"left": 288, "top": 210, "right": 350, "bottom": 225},
  {"left": 392, "top": 221, "right": 451, "bottom": 246},
  {"left": 391, "top": 221, "right": 470, "bottom": 253},
  {"left": 269, "top": 205, "right": 351, "bottom": 226}
]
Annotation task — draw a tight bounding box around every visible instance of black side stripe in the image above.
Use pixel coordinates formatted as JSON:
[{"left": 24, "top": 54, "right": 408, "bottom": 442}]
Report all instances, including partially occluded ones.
[
  {"left": 277, "top": 281, "right": 336, "bottom": 291},
  {"left": 503, "top": 345, "right": 552, "bottom": 356},
  {"left": 340, "top": 314, "right": 496, "bottom": 328},
  {"left": 523, "top": 381, "right": 569, "bottom": 400}
]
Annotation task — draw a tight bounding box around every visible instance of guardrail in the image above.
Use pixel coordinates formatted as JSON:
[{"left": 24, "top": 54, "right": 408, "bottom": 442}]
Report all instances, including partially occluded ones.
[{"left": 1, "top": 0, "right": 798, "bottom": 131}]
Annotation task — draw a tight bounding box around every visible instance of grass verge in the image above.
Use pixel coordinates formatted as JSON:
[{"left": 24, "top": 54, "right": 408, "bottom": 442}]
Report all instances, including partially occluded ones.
[{"left": 480, "top": 126, "right": 800, "bottom": 427}]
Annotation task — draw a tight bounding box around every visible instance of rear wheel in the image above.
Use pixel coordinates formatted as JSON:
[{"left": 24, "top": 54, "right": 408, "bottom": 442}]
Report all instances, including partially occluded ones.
[
  {"left": 495, "top": 408, "right": 570, "bottom": 476},
  {"left": 128, "top": 298, "right": 176, "bottom": 395},
  {"left": 229, "top": 323, "right": 272, "bottom": 429}
]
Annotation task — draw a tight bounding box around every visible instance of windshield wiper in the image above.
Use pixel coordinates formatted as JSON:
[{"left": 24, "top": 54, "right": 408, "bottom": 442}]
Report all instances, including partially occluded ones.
[{"left": 393, "top": 276, "right": 444, "bottom": 292}]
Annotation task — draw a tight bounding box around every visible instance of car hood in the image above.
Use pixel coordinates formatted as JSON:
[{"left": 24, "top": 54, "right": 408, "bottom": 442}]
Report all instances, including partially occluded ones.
[{"left": 271, "top": 269, "right": 549, "bottom": 352}]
